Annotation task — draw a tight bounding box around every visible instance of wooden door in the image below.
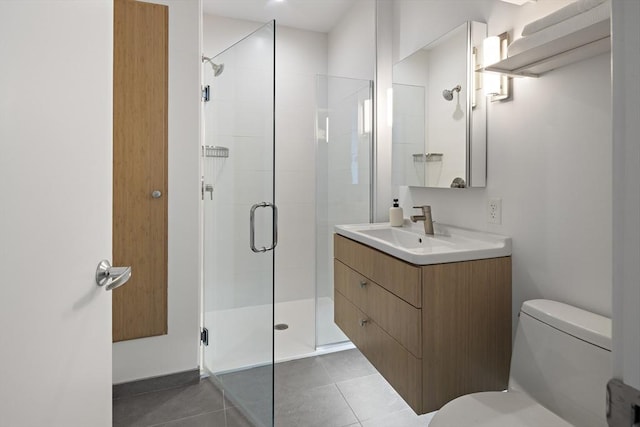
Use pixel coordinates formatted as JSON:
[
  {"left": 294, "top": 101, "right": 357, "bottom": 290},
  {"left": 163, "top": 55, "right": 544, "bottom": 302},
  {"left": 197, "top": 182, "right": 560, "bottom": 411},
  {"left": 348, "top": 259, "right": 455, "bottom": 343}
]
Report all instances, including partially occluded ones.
[{"left": 113, "top": 0, "right": 168, "bottom": 342}]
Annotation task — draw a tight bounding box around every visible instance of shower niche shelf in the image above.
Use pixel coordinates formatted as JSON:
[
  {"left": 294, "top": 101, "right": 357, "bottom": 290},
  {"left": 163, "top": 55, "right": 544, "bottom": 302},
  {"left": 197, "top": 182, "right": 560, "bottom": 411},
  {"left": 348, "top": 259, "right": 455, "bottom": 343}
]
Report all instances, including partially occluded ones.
[
  {"left": 202, "top": 145, "right": 229, "bottom": 158},
  {"left": 413, "top": 153, "right": 443, "bottom": 163}
]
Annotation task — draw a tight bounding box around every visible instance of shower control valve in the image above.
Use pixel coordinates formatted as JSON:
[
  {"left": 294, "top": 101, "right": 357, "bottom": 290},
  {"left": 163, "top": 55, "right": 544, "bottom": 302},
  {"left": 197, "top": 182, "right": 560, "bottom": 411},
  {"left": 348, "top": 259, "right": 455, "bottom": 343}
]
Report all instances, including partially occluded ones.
[{"left": 205, "top": 184, "right": 214, "bottom": 200}]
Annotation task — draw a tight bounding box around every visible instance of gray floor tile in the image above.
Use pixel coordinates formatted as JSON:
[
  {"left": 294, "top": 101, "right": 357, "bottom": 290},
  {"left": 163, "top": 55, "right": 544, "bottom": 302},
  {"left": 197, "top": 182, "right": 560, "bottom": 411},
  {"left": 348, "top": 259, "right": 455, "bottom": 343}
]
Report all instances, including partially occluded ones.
[
  {"left": 113, "top": 380, "right": 225, "bottom": 427},
  {"left": 241, "top": 399, "right": 274, "bottom": 427},
  {"left": 152, "top": 409, "right": 226, "bottom": 427},
  {"left": 211, "top": 368, "right": 274, "bottom": 426},
  {"left": 153, "top": 406, "right": 258, "bottom": 427},
  {"left": 317, "top": 349, "right": 377, "bottom": 383},
  {"left": 114, "top": 370, "right": 200, "bottom": 399},
  {"left": 336, "top": 374, "right": 410, "bottom": 422},
  {"left": 217, "top": 365, "right": 273, "bottom": 406},
  {"left": 275, "top": 384, "right": 358, "bottom": 427},
  {"left": 360, "top": 408, "right": 436, "bottom": 427},
  {"left": 274, "top": 356, "right": 333, "bottom": 395},
  {"left": 226, "top": 406, "right": 259, "bottom": 427},
  {"left": 113, "top": 349, "right": 416, "bottom": 427}
]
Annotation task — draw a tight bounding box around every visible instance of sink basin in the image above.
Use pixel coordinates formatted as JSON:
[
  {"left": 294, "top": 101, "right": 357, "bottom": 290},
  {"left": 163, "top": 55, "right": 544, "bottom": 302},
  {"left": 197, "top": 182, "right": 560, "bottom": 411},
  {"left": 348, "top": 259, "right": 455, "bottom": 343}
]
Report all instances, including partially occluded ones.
[
  {"left": 335, "top": 222, "right": 511, "bottom": 265},
  {"left": 357, "top": 227, "right": 454, "bottom": 251}
]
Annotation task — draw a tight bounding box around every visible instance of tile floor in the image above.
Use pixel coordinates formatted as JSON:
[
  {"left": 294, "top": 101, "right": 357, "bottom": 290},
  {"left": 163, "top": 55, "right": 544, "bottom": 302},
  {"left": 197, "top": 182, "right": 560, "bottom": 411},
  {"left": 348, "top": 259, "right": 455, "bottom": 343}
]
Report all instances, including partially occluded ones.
[{"left": 113, "top": 349, "right": 436, "bottom": 427}]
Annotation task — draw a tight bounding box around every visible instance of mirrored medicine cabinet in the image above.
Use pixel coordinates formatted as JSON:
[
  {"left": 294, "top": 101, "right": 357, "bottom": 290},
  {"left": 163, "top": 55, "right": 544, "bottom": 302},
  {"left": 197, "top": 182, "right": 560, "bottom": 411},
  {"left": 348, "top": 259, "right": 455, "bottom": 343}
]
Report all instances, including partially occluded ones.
[{"left": 392, "top": 21, "right": 487, "bottom": 188}]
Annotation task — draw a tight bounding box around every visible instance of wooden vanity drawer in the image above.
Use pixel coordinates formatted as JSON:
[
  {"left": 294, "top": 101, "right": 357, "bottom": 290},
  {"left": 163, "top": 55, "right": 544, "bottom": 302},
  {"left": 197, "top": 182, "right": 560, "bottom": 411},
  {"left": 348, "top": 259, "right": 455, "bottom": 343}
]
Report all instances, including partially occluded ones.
[
  {"left": 365, "top": 313, "right": 422, "bottom": 413},
  {"left": 334, "top": 234, "right": 421, "bottom": 308},
  {"left": 335, "top": 259, "right": 422, "bottom": 358},
  {"left": 334, "top": 259, "right": 369, "bottom": 310},
  {"left": 334, "top": 290, "right": 422, "bottom": 413},
  {"left": 334, "top": 290, "right": 367, "bottom": 351}
]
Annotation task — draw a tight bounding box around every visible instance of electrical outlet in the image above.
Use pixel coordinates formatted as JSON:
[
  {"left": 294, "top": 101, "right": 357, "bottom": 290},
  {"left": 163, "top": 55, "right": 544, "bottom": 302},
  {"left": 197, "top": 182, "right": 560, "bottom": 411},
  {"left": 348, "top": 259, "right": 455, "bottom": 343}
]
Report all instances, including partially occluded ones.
[{"left": 488, "top": 198, "right": 502, "bottom": 224}]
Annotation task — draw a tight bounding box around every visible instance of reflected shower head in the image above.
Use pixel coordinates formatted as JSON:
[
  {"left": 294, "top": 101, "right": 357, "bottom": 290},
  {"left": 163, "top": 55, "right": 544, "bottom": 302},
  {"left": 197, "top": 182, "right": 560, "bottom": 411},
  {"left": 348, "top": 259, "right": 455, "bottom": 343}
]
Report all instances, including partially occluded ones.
[
  {"left": 442, "top": 85, "right": 461, "bottom": 101},
  {"left": 202, "top": 56, "right": 224, "bottom": 77}
]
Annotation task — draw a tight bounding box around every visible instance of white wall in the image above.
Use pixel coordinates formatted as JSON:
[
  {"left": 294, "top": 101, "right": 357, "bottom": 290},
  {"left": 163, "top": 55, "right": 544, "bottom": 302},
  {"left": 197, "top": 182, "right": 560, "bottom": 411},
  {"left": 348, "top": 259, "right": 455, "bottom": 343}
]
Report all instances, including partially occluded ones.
[
  {"left": 113, "top": 0, "right": 202, "bottom": 384},
  {"left": 276, "top": 26, "right": 328, "bottom": 302},
  {"left": 328, "top": 0, "right": 375, "bottom": 80},
  {"left": 376, "top": 0, "right": 394, "bottom": 220},
  {"left": 203, "top": 14, "right": 263, "bottom": 55},
  {"left": 391, "top": 0, "right": 612, "bottom": 331}
]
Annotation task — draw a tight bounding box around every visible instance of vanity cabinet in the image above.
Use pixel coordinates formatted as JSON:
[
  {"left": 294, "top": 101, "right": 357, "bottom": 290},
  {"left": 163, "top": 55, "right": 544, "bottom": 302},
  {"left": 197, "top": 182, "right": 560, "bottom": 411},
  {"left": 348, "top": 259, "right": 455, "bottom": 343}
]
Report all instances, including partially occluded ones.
[{"left": 334, "top": 234, "right": 512, "bottom": 414}]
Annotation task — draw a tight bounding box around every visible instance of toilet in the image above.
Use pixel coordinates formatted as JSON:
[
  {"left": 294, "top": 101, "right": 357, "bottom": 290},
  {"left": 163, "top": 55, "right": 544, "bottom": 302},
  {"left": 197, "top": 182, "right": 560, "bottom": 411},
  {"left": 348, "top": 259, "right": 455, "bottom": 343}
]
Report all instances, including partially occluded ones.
[{"left": 429, "top": 299, "right": 611, "bottom": 427}]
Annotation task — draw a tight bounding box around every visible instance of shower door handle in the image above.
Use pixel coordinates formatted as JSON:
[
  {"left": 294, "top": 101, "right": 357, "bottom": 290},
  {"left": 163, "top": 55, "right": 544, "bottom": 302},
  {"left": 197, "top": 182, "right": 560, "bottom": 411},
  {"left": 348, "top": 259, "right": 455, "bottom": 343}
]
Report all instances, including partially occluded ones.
[{"left": 249, "top": 202, "right": 278, "bottom": 253}]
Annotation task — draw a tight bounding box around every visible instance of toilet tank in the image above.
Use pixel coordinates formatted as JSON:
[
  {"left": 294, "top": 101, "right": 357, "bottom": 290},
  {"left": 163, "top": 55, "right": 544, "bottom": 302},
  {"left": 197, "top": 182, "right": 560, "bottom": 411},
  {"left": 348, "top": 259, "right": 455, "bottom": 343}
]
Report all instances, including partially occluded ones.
[{"left": 509, "top": 299, "right": 612, "bottom": 427}]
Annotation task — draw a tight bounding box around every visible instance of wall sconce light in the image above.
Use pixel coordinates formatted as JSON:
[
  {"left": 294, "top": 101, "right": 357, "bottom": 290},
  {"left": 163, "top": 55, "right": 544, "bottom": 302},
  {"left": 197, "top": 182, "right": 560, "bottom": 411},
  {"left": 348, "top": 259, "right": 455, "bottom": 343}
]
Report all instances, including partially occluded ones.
[{"left": 483, "top": 33, "right": 511, "bottom": 102}]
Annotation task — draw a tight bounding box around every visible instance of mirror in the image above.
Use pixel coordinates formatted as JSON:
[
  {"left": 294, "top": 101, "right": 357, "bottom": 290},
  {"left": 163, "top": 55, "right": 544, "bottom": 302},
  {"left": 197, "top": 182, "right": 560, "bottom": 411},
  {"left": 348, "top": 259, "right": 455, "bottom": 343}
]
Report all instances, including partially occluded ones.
[{"left": 392, "top": 21, "right": 487, "bottom": 188}]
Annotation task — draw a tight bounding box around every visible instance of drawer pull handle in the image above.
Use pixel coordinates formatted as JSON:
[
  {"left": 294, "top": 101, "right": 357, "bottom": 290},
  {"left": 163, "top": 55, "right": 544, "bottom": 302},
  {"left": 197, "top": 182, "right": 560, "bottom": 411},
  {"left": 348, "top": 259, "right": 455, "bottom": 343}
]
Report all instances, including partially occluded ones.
[
  {"left": 359, "top": 280, "right": 367, "bottom": 288},
  {"left": 359, "top": 319, "right": 368, "bottom": 327}
]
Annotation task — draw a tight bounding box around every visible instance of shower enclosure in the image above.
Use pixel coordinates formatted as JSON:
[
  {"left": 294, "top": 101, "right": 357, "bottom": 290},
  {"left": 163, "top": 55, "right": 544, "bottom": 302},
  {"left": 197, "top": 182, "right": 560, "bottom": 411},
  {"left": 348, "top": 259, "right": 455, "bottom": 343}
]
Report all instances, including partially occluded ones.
[
  {"left": 202, "top": 21, "right": 275, "bottom": 427},
  {"left": 200, "top": 19, "right": 373, "bottom": 426}
]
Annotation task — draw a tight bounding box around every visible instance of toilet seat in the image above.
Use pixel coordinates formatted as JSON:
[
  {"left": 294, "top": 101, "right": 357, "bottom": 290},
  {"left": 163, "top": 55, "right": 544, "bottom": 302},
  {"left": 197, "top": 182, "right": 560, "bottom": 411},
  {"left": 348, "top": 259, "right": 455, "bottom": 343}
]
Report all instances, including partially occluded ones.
[{"left": 429, "top": 391, "right": 572, "bottom": 427}]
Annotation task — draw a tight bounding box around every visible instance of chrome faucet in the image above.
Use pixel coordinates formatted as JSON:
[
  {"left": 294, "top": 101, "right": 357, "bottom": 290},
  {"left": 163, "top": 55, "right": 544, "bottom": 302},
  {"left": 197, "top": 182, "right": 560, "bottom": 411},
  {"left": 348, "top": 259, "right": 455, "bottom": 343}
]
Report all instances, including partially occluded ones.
[{"left": 410, "top": 205, "right": 434, "bottom": 235}]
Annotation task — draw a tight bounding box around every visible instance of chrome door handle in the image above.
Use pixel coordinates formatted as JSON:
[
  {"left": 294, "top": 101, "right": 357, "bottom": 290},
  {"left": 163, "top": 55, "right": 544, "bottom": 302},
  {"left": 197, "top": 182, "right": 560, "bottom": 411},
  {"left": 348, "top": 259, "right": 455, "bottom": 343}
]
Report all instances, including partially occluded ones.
[
  {"left": 249, "top": 202, "right": 278, "bottom": 253},
  {"left": 151, "top": 190, "right": 162, "bottom": 199},
  {"left": 96, "top": 260, "right": 132, "bottom": 291}
]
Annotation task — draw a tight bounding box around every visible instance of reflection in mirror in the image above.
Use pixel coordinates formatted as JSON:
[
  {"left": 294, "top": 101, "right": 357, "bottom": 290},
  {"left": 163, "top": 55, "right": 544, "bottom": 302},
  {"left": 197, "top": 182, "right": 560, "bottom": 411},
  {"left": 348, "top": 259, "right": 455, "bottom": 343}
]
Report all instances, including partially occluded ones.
[{"left": 392, "top": 21, "right": 487, "bottom": 188}]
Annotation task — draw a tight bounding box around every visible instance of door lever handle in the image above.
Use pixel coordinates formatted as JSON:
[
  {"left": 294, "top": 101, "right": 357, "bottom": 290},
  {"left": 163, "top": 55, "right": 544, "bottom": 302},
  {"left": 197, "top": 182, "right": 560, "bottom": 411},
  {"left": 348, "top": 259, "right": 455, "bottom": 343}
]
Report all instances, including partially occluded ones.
[{"left": 95, "top": 260, "right": 132, "bottom": 291}]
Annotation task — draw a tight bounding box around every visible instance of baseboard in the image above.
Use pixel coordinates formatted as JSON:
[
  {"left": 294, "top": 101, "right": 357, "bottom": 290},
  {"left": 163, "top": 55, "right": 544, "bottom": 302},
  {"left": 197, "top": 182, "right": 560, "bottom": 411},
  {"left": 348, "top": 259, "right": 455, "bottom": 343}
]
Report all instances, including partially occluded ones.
[{"left": 113, "top": 368, "right": 201, "bottom": 399}]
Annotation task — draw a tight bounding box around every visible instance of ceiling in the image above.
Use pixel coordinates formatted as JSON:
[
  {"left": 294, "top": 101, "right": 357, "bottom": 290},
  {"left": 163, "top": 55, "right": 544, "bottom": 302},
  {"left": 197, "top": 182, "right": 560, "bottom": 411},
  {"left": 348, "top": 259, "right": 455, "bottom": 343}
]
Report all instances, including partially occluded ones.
[{"left": 202, "top": 0, "right": 357, "bottom": 33}]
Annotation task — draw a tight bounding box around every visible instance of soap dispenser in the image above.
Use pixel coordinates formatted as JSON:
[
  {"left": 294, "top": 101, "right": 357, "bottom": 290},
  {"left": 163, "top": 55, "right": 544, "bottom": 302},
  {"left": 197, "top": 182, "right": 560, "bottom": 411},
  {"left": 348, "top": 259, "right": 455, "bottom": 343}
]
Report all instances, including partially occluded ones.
[{"left": 389, "top": 199, "right": 403, "bottom": 227}]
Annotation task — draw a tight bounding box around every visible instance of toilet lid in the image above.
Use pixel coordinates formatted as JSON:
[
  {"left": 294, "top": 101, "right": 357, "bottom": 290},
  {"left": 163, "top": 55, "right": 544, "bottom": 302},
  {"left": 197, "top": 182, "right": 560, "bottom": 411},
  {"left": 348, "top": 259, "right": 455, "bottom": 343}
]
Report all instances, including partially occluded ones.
[{"left": 429, "top": 391, "right": 573, "bottom": 427}]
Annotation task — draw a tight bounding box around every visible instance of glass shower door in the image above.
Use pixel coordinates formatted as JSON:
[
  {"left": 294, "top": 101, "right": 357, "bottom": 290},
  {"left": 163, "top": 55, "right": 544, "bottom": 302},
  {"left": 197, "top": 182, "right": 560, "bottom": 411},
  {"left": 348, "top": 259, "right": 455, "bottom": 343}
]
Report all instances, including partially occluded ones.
[
  {"left": 202, "top": 21, "right": 275, "bottom": 427},
  {"left": 315, "top": 75, "right": 373, "bottom": 348}
]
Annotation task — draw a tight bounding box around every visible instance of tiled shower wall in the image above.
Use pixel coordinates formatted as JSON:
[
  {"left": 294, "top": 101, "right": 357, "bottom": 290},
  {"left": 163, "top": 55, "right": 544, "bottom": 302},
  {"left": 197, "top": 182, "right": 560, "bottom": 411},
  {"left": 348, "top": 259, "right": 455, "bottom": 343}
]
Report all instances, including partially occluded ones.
[{"left": 274, "top": 27, "right": 328, "bottom": 304}]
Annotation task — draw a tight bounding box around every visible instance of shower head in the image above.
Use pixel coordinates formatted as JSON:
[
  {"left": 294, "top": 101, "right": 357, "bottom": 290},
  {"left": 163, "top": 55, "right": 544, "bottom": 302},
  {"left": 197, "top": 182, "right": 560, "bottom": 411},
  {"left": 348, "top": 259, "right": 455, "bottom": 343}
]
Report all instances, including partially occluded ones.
[
  {"left": 202, "top": 56, "right": 224, "bottom": 77},
  {"left": 442, "top": 85, "right": 461, "bottom": 101}
]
